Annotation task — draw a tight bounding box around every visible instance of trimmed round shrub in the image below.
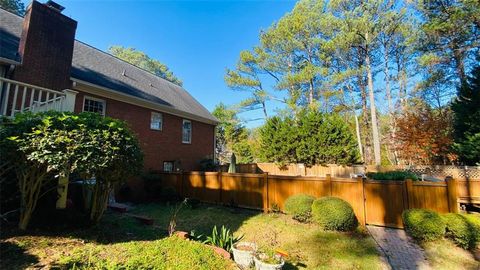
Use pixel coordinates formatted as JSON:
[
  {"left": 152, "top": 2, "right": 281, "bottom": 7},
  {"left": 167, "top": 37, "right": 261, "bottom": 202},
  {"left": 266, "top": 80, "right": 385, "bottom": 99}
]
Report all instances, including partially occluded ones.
[
  {"left": 443, "top": 213, "right": 477, "bottom": 249},
  {"left": 402, "top": 209, "right": 445, "bottom": 241},
  {"left": 284, "top": 194, "right": 315, "bottom": 222},
  {"left": 311, "top": 197, "right": 357, "bottom": 231}
]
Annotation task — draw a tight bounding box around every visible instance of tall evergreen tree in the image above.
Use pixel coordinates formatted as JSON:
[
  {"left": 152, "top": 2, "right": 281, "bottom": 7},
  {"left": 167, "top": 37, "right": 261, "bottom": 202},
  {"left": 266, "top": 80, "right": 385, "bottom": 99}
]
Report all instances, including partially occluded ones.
[{"left": 452, "top": 61, "right": 480, "bottom": 164}]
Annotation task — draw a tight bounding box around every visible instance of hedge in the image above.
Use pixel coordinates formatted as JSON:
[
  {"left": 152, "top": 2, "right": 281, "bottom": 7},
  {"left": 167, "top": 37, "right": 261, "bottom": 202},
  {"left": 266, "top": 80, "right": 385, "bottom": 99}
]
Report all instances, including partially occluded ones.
[
  {"left": 284, "top": 194, "right": 315, "bottom": 222},
  {"left": 311, "top": 197, "right": 357, "bottom": 231},
  {"left": 443, "top": 213, "right": 480, "bottom": 249},
  {"left": 403, "top": 209, "right": 445, "bottom": 241}
]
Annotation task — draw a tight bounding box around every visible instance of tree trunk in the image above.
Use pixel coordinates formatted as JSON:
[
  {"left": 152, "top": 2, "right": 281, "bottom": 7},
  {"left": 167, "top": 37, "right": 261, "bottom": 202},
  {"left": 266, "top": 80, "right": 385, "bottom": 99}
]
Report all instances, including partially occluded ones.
[
  {"left": 384, "top": 47, "right": 397, "bottom": 165},
  {"left": 453, "top": 45, "right": 466, "bottom": 84},
  {"left": 354, "top": 114, "right": 364, "bottom": 162},
  {"left": 365, "top": 43, "right": 381, "bottom": 165}
]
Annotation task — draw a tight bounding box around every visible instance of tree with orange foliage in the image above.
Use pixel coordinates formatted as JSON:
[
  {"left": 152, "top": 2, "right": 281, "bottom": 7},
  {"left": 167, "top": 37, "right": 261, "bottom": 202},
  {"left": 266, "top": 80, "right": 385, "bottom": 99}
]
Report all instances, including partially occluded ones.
[{"left": 395, "top": 101, "right": 455, "bottom": 165}]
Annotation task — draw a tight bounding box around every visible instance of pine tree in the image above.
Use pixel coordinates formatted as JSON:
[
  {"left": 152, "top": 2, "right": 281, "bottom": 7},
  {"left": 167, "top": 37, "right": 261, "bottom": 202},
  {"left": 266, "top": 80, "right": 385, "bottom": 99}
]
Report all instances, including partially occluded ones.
[{"left": 452, "top": 62, "right": 480, "bottom": 165}]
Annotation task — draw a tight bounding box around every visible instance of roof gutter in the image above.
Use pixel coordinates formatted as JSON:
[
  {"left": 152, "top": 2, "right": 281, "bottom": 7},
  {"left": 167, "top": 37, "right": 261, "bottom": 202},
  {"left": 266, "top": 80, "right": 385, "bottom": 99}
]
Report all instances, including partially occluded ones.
[{"left": 71, "top": 77, "right": 219, "bottom": 125}]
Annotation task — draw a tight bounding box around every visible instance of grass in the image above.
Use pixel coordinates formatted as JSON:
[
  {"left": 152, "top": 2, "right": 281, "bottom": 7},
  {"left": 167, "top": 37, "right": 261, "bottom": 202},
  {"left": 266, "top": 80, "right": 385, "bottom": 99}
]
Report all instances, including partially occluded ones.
[
  {"left": 123, "top": 203, "right": 385, "bottom": 269},
  {"left": 0, "top": 203, "right": 386, "bottom": 269},
  {"left": 422, "top": 239, "right": 479, "bottom": 270}
]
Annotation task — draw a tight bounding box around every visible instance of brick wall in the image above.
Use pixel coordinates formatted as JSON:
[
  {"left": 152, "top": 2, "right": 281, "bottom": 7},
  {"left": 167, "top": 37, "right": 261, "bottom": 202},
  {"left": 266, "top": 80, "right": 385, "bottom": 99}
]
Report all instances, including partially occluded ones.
[
  {"left": 13, "top": 1, "right": 77, "bottom": 91},
  {"left": 74, "top": 91, "right": 215, "bottom": 172}
]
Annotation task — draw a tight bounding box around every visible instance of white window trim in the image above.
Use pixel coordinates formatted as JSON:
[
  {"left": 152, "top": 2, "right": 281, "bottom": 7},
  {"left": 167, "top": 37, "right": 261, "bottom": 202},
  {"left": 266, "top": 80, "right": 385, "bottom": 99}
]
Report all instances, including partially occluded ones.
[
  {"left": 182, "top": 119, "right": 192, "bottom": 144},
  {"left": 82, "top": 95, "right": 106, "bottom": 116},
  {"left": 150, "top": 112, "right": 163, "bottom": 131}
]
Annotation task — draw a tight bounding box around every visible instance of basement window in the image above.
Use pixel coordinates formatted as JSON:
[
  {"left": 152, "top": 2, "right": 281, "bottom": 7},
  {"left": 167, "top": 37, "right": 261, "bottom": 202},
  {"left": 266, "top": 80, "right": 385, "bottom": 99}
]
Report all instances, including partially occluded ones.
[
  {"left": 182, "top": 119, "right": 192, "bottom": 144},
  {"left": 163, "top": 161, "right": 174, "bottom": 172},
  {"left": 150, "top": 112, "right": 163, "bottom": 130},
  {"left": 83, "top": 96, "right": 106, "bottom": 116}
]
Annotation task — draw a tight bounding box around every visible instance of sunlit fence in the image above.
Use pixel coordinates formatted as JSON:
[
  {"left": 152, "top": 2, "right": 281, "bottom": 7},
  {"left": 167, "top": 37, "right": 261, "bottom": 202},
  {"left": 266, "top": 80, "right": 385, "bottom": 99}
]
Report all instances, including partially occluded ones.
[{"left": 150, "top": 171, "right": 479, "bottom": 228}]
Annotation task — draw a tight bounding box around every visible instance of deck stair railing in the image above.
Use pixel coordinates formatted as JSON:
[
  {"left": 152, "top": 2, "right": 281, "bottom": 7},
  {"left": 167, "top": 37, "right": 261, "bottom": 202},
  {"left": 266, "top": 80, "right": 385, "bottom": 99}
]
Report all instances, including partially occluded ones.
[{"left": 0, "top": 77, "right": 70, "bottom": 116}]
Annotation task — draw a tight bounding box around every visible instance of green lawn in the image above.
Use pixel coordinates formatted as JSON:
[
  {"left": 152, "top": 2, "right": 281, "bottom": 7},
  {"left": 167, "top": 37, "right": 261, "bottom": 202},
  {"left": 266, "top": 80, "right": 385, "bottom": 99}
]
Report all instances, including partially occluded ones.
[
  {"left": 422, "top": 239, "right": 479, "bottom": 270},
  {"left": 0, "top": 203, "right": 385, "bottom": 269}
]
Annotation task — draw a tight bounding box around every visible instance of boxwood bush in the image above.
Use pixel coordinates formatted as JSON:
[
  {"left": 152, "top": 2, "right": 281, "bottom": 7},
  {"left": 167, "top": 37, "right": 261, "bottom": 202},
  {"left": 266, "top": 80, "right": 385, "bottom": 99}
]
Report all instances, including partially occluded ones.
[
  {"left": 366, "top": 171, "right": 419, "bottom": 181},
  {"left": 443, "top": 213, "right": 480, "bottom": 249},
  {"left": 403, "top": 209, "right": 445, "bottom": 241},
  {"left": 284, "top": 194, "right": 315, "bottom": 222},
  {"left": 311, "top": 197, "right": 357, "bottom": 231}
]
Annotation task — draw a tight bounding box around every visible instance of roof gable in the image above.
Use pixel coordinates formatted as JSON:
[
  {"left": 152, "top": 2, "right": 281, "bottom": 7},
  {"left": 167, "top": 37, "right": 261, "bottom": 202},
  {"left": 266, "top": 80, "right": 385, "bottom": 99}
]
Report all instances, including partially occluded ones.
[{"left": 0, "top": 8, "right": 217, "bottom": 124}]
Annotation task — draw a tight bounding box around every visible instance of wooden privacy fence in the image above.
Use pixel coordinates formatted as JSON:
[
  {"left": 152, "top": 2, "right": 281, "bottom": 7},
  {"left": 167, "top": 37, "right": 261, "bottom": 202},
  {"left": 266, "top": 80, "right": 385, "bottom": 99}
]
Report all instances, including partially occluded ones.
[
  {"left": 153, "top": 171, "right": 479, "bottom": 228},
  {"left": 219, "top": 163, "right": 480, "bottom": 179}
]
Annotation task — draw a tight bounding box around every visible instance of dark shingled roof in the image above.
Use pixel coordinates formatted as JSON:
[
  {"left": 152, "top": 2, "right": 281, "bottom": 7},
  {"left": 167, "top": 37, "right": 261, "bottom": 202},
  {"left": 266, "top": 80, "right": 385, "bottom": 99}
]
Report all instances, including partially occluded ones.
[{"left": 0, "top": 8, "right": 217, "bottom": 124}]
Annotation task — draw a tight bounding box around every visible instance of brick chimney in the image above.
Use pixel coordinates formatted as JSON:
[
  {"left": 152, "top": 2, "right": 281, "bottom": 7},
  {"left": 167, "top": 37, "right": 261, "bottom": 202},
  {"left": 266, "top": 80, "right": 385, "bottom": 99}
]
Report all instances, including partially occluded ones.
[{"left": 13, "top": 1, "right": 77, "bottom": 91}]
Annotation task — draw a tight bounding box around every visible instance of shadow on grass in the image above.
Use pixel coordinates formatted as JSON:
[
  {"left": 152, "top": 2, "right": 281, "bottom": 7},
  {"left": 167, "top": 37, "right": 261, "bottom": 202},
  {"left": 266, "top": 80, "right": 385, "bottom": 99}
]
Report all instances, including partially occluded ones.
[
  {"left": 0, "top": 241, "right": 39, "bottom": 269},
  {"left": 1, "top": 202, "right": 259, "bottom": 245}
]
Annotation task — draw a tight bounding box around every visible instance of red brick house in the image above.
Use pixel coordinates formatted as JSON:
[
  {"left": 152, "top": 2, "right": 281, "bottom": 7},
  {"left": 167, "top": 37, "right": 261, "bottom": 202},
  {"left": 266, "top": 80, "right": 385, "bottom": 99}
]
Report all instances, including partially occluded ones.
[{"left": 0, "top": 1, "right": 218, "bottom": 172}]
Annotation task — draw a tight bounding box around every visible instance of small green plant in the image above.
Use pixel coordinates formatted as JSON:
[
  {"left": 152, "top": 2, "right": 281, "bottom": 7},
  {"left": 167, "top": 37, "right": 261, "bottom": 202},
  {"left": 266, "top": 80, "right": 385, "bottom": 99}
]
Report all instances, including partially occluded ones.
[
  {"left": 311, "top": 197, "right": 357, "bottom": 231},
  {"left": 366, "top": 171, "right": 419, "bottom": 181},
  {"left": 270, "top": 203, "right": 281, "bottom": 214},
  {"left": 203, "top": 225, "right": 243, "bottom": 252},
  {"left": 168, "top": 199, "right": 187, "bottom": 236},
  {"left": 255, "top": 248, "right": 284, "bottom": 265},
  {"left": 284, "top": 194, "right": 315, "bottom": 222},
  {"left": 403, "top": 209, "right": 446, "bottom": 241},
  {"left": 443, "top": 213, "right": 480, "bottom": 249}
]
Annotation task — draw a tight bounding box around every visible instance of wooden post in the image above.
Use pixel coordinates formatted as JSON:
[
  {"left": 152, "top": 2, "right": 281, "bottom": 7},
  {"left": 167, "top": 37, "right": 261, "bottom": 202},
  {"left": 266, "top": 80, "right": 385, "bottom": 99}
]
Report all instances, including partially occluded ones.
[
  {"left": 263, "top": 173, "right": 269, "bottom": 213},
  {"left": 405, "top": 179, "right": 413, "bottom": 209},
  {"left": 326, "top": 174, "right": 332, "bottom": 196},
  {"left": 180, "top": 172, "right": 185, "bottom": 198},
  {"left": 357, "top": 176, "right": 366, "bottom": 226},
  {"left": 218, "top": 172, "right": 223, "bottom": 204},
  {"left": 401, "top": 179, "right": 410, "bottom": 210},
  {"left": 446, "top": 176, "right": 458, "bottom": 213}
]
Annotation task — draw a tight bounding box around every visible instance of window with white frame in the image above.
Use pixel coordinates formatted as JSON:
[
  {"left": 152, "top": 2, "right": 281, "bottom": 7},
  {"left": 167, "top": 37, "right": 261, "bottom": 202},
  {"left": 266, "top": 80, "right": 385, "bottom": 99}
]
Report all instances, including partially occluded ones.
[
  {"left": 182, "top": 119, "right": 192, "bottom": 144},
  {"left": 150, "top": 112, "right": 163, "bottom": 130},
  {"left": 163, "top": 161, "right": 174, "bottom": 172},
  {"left": 83, "top": 96, "right": 106, "bottom": 116}
]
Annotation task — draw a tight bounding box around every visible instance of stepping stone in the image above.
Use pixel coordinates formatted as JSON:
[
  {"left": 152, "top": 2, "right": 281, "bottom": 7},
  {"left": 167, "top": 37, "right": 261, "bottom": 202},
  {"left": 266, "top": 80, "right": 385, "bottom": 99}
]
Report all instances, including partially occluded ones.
[{"left": 108, "top": 203, "right": 129, "bottom": 213}]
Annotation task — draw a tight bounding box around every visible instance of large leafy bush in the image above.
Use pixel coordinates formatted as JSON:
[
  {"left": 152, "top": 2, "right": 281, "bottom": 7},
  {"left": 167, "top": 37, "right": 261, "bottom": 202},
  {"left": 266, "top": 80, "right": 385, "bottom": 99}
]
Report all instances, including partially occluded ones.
[
  {"left": 311, "top": 197, "right": 357, "bottom": 231},
  {"left": 443, "top": 213, "right": 480, "bottom": 249},
  {"left": 284, "top": 194, "right": 315, "bottom": 222},
  {"left": 259, "top": 110, "right": 359, "bottom": 166},
  {"left": 1, "top": 112, "right": 143, "bottom": 229},
  {"left": 403, "top": 209, "right": 446, "bottom": 241}
]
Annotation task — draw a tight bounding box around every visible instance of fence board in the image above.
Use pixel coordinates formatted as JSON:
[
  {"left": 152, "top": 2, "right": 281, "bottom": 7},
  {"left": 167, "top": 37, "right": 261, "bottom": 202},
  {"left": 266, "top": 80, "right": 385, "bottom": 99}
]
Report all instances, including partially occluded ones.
[
  {"left": 408, "top": 181, "right": 449, "bottom": 213},
  {"left": 182, "top": 172, "right": 221, "bottom": 203},
  {"left": 267, "top": 175, "right": 330, "bottom": 209}
]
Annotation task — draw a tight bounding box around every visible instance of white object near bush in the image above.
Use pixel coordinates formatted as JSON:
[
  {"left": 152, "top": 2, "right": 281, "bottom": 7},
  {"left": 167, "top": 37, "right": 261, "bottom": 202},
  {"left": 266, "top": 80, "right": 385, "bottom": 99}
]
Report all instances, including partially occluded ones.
[
  {"left": 254, "top": 253, "right": 285, "bottom": 270},
  {"left": 232, "top": 242, "right": 256, "bottom": 268}
]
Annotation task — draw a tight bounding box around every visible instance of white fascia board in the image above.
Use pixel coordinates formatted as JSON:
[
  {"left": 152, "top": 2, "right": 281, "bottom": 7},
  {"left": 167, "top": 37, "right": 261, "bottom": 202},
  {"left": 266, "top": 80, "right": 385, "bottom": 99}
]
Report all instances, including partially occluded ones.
[{"left": 71, "top": 77, "right": 218, "bottom": 125}]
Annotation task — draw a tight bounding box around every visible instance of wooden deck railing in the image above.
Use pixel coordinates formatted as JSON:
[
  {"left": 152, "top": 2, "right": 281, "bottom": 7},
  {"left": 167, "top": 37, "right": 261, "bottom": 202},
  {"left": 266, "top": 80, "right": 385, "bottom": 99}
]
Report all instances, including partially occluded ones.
[{"left": 0, "top": 77, "right": 67, "bottom": 116}]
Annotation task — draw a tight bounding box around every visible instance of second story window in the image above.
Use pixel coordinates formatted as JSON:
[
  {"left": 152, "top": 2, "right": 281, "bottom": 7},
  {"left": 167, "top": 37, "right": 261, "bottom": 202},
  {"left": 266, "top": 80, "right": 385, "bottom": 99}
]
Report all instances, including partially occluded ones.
[
  {"left": 150, "top": 112, "right": 163, "bottom": 130},
  {"left": 182, "top": 119, "right": 192, "bottom": 144},
  {"left": 83, "top": 96, "right": 105, "bottom": 116}
]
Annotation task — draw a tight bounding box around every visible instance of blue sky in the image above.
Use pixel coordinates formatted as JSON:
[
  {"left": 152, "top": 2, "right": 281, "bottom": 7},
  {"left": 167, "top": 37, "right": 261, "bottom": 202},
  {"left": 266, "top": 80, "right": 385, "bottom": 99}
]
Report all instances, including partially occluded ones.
[{"left": 30, "top": 0, "right": 297, "bottom": 126}]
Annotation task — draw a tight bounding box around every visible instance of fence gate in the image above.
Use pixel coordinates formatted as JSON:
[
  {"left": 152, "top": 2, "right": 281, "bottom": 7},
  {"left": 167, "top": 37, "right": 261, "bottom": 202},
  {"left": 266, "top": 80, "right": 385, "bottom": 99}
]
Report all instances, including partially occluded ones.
[{"left": 363, "top": 180, "right": 408, "bottom": 228}]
